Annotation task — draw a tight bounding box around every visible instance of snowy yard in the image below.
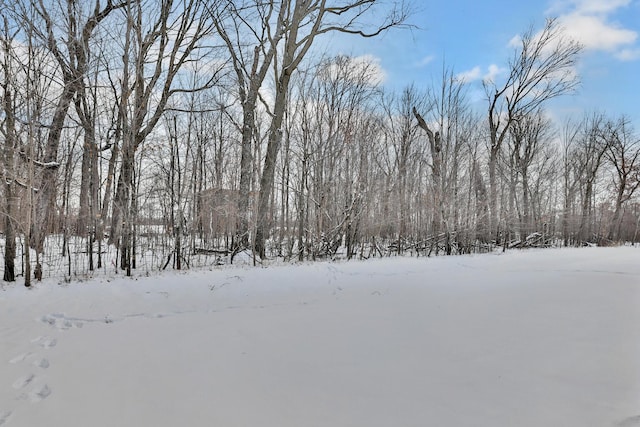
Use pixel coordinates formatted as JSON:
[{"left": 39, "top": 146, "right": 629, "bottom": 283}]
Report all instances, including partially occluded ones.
[{"left": 1, "top": 247, "right": 639, "bottom": 427}]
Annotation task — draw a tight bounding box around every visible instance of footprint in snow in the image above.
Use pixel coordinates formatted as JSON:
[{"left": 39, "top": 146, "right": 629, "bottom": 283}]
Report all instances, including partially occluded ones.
[
  {"left": 30, "top": 336, "right": 57, "bottom": 349},
  {"left": 618, "top": 416, "right": 640, "bottom": 427},
  {"left": 40, "top": 313, "right": 83, "bottom": 330},
  {"left": 12, "top": 374, "right": 35, "bottom": 390},
  {"left": 28, "top": 384, "right": 51, "bottom": 403},
  {"left": 33, "top": 358, "right": 49, "bottom": 369},
  {"left": 0, "top": 410, "right": 12, "bottom": 426},
  {"left": 8, "top": 352, "right": 32, "bottom": 364}
]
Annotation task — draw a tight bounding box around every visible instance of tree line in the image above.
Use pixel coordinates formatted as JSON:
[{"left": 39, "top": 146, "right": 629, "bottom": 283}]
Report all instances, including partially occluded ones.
[{"left": 1, "top": 0, "right": 638, "bottom": 285}]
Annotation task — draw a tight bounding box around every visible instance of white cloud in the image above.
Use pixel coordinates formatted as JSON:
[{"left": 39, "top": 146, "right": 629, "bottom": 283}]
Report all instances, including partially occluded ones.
[
  {"left": 559, "top": 13, "right": 636, "bottom": 51},
  {"left": 455, "top": 65, "right": 505, "bottom": 84},
  {"left": 484, "top": 64, "right": 506, "bottom": 82},
  {"left": 416, "top": 55, "right": 435, "bottom": 68},
  {"left": 573, "top": 0, "right": 630, "bottom": 14},
  {"left": 547, "top": 0, "right": 638, "bottom": 59},
  {"left": 455, "top": 66, "right": 482, "bottom": 82},
  {"left": 508, "top": 35, "right": 522, "bottom": 48},
  {"left": 321, "top": 54, "right": 387, "bottom": 86},
  {"left": 615, "top": 48, "right": 640, "bottom": 61},
  {"left": 352, "top": 54, "right": 387, "bottom": 85}
]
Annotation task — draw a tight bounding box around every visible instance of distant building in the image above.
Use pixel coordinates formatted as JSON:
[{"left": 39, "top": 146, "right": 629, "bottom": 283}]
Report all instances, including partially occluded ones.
[{"left": 197, "top": 188, "right": 256, "bottom": 239}]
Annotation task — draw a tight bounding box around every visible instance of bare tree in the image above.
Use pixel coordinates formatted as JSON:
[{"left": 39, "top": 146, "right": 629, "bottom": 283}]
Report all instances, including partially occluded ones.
[
  {"left": 109, "top": 0, "right": 222, "bottom": 274},
  {"left": 560, "top": 117, "right": 583, "bottom": 246},
  {"left": 574, "top": 113, "right": 609, "bottom": 243},
  {"left": 2, "top": 1, "right": 58, "bottom": 284},
  {"left": 413, "top": 106, "right": 443, "bottom": 247},
  {"left": 253, "top": 0, "right": 411, "bottom": 259},
  {"left": 381, "top": 85, "right": 426, "bottom": 253},
  {"left": 6, "top": 1, "right": 640, "bottom": 279},
  {"left": 1, "top": 14, "right": 19, "bottom": 281},
  {"left": 414, "top": 68, "right": 473, "bottom": 255},
  {"left": 24, "top": 0, "right": 126, "bottom": 254},
  {"left": 290, "top": 69, "right": 315, "bottom": 261},
  {"left": 603, "top": 117, "right": 640, "bottom": 241},
  {"left": 507, "top": 110, "right": 553, "bottom": 238},
  {"left": 208, "top": 0, "right": 289, "bottom": 256},
  {"left": 288, "top": 55, "right": 383, "bottom": 259},
  {"left": 73, "top": 30, "right": 115, "bottom": 271},
  {"left": 484, "top": 18, "right": 581, "bottom": 240}
]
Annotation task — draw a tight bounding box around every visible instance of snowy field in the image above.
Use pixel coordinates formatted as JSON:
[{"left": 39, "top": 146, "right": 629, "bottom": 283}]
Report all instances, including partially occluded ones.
[{"left": 1, "top": 247, "right": 639, "bottom": 427}]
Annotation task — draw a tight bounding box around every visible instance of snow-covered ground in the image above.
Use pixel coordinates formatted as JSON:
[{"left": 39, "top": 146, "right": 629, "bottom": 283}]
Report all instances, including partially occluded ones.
[{"left": 1, "top": 247, "right": 639, "bottom": 427}]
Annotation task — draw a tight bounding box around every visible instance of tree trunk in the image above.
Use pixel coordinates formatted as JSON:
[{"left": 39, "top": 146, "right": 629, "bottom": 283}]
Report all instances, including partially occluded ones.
[
  {"left": 2, "top": 79, "right": 17, "bottom": 281},
  {"left": 236, "top": 101, "right": 257, "bottom": 250},
  {"left": 111, "top": 139, "right": 136, "bottom": 273},
  {"left": 254, "top": 71, "right": 291, "bottom": 258},
  {"left": 297, "top": 152, "right": 308, "bottom": 261},
  {"left": 3, "top": 190, "right": 17, "bottom": 282},
  {"left": 522, "top": 170, "right": 531, "bottom": 237},
  {"left": 488, "top": 146, "right": 499, "bottom": 242},
  {"left": 32, "top": 84, "right": 74, "bottom": 252},
  {"left": 608, "top": 182, "right": 625, "bottom": 241}
]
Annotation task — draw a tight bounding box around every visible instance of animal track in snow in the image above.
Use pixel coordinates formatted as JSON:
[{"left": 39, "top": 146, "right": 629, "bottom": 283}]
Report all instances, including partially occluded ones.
[
  {"left": 8, "top": 352, "right": 32, "bottom": 364},
  {"left": 618, "top": 415, "right": 640, "bottom": 427},
  {"left": 28, "top": 384, "right": 51, "bottom": 403},
  {"left": 12, "top": 373, "right": 35, "bottom": 390},
  {"left": 33, "top": 358, "right": 49, "bottom": 369},
  {"left": 30, "top": 336, "right": 57, "bottom": 349},
  {"left": 40, "top": 313, "right": 83, "bottom": 330},
  {"left": 0, "top": 410, "right": 12, "bottom": 426},
  {"left": 3, "top": 317, "right": 60, "bottom": 423}
]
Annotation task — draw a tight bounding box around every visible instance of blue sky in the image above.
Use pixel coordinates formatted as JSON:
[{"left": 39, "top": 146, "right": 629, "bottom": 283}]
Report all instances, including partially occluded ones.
[{"left": 322, "top": 0, "right": 640, "bottom": 123}]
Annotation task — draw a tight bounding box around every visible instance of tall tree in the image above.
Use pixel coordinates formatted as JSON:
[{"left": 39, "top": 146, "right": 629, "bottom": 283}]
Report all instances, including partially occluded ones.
[
  {"left": 208, "top": 0, "right": 289, "bottom": 256},
  {"left": 382, "top": 85, "right": 425, "bottom": 253},
  {"left": 507, "top": 110, "right": 552, "bottom": 238},
  {"left": 484, "top": 18, "right": 581, "bottom": 240},
  {"left": 253, "top": 0, "right": 411, "bottom": 258},
  {"left": 603, "top": 117, "right": 640, "bottom": 241},
  {"left": 560, "top": 117, "right": 583, "bottom": 246},
  {"left": 26, "top": 0, "right": 126, "bottom": 254},
  {"left": 1, "top": 14, "right": 19, "bottom": 281},
  {"left": 109, "top": 0, "right": 222, "bottom": 274},
  {"left": 575, "top": 113, "right": 609, "bottom": 243},
  {"left": 414, "top": 68, "right": 473, "bottom": 254}
]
